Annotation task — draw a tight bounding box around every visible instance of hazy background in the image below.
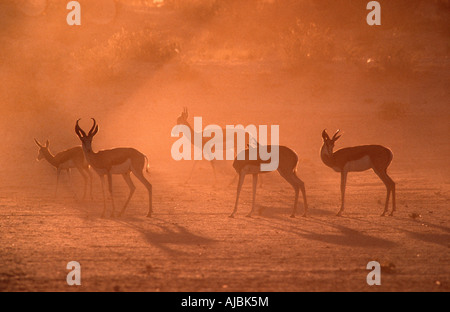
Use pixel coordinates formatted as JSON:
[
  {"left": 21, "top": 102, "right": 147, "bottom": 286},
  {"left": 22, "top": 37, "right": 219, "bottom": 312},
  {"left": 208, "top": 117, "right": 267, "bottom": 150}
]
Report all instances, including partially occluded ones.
[{"left": 0, "top": 0, "right": 449, "bottom": 185}]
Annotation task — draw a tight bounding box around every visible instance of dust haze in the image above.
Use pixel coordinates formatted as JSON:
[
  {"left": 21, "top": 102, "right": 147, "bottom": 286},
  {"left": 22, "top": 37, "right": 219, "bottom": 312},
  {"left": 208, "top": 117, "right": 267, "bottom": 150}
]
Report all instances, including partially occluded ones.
[{"left": 0, "top": 0, "right": 449, "bottom": 291}]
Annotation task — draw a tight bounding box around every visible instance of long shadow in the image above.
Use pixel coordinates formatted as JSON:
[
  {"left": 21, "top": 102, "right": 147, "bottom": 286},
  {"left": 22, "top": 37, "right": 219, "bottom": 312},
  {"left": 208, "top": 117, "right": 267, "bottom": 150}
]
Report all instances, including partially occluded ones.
[
  {"left": 404, "top": 231, "right": 450, "bottom": 248},
  {"left": 256, "top": 190, "right": 450, "bottom": 248},
  {"left": 262, "top": 208, "right": 450, "bottom": 249},
  {"left": 344, "top": 215, "right": 450, "bottom": 232},
  {"left": 58, "top": 198, "right": 216, "bottom": 256},
  {"left": 342, "top": 215, "right": 450, "bottom": 247},
  {"left": 113, "top": 217, "right": 216, "bottom": 257},
  {"left": 300, "top": 219, "right": 397, "bottom": 248},
  {"left": 244, "top": 215, "right": 397, "bottom": 249}
]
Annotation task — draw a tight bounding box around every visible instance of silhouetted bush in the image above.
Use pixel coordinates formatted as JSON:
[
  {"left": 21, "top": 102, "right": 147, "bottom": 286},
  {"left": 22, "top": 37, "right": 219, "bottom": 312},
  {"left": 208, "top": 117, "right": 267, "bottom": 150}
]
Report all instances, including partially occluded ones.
[
  {"left": 282, "top": 20, "right": 335, "bottom": 68},
  {"left": 166, "top": 0, "right": 221, "bottom": 22}
]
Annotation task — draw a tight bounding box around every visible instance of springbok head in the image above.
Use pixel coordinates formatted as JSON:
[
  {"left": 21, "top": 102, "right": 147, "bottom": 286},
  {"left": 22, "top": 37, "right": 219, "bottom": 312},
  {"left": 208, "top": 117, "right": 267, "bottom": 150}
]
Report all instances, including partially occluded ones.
[
  {"left": 75, "top": 118, "right": 99, "bottom": 153},
  {"left": 34, "top": 138, "right": 50, "bottom": 161},
  {"left": 176, "top": 107, "right": 189, "bottom": 126},
  {"left": 322, "top": 129, "right": 342, "bottom": 155}
]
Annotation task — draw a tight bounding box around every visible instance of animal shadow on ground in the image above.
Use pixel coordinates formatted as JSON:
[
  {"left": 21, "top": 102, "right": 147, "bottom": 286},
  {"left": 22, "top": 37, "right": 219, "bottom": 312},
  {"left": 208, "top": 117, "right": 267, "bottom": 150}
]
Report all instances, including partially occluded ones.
[
  {"left": 113, "top": 217, "right": 216, "bottom": 256},
  {"left": 335, "top": 215, "right": 450, "bottom": 248},
  {"left": 245, "top": 216, "right": 398, "bottom": 249}
]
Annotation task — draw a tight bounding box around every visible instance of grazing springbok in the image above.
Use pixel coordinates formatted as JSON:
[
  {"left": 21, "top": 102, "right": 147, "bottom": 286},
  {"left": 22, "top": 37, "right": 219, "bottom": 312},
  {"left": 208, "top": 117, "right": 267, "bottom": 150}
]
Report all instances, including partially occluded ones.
[
  {"left": 176, "top": 107, "right": 259, "bottom": 185},
  {"left": 230, "top": 143, "right": 307, "bottom": 218},
  {"left": 320, "top": 129, "right": 396, "bottom": 216},
  {"left": 34, "top": 139, "right": 92, "bottom": 199},
  {"left": 75, "top": 119, "right": 152, "bottom": 218}
]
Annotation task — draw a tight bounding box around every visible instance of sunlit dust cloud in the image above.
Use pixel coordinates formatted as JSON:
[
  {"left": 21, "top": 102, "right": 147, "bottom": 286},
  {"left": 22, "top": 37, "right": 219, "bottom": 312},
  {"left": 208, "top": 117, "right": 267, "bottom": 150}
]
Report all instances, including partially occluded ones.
[{"left": 0, "top": 0, "right": 449, "bottom": 293}]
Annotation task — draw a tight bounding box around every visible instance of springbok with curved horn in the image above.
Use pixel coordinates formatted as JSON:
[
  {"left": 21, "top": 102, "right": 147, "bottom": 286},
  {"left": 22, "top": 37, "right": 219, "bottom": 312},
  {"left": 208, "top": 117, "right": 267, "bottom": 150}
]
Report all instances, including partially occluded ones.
[
  {"left": 176, "top": 107, "right": 259, "bottom": 185},
  {"left": 320, "top": 129, "right": 396, "bottom": 216},
  {"left": 75, "top": 119, "right": 152, "bottom": 218},
  {"left": 34, "top": 139, "right": 92, "bottom": 198},
  {"left": 230, "top": 142, "right": 307, "bottom": 218}
]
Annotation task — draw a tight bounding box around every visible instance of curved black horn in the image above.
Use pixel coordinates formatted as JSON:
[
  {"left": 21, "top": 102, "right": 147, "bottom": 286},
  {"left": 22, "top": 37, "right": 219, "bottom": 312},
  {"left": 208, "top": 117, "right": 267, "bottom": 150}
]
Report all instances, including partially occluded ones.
[
  {"left": 322, "top": 129, "right": 330, "bottom": 140},
  {"left": 88, "top": 118, "right": 99, "bottom": 136},
  {"left": 75, "top": 119, "right": 87, "bottom": 137},
  {"left": 34, "top": 138, "right": 42, "bottom": 147},
  {"left": 88, "top": 118, "right": 97, "bottom": 136}
]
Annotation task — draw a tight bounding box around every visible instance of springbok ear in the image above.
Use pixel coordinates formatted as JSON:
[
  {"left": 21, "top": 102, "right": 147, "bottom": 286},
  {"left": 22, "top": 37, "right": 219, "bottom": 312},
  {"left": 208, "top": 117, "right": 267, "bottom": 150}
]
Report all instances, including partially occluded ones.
[
  {"left": 322, "top": 129, "right": 330, "bottom": 141},
  {"left": 331, "top": 129, "right": 342, "bottom": 142},
  {"left": 45, "top": 140, "right": 49, "bottom": 147},
  {"left": 34, "top": 138, "right": 42, "bottom": 147}
]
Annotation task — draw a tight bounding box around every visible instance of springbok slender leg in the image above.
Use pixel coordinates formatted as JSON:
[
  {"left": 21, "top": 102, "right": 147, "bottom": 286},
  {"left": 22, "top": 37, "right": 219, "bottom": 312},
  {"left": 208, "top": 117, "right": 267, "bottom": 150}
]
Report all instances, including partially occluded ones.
[
  {"left": 66, "top": 169, "right": 71, "bottom": 192},
  {"left": 229, "top": 173, "right": 263, "bottom": 188},
  {"left": 373, "top": 168, "right": 396, "bottom": 216},
  {"left": 118, "top": 172, "right": 135, "bottom": 217},
  {"left": 298, "top": 177, "right": 308, "bottom": 217},
  {"left": 380, "top": 175, "right": 391, "bottom": 217},
  {"left": 100, "top": 175, "right": 107, "bottom": 218},
  {"left": 384, "top": 171, "right": 396, "bottom": 216},
  {"left": 55, "top": 168, "right": 62, "bottom": 197},
  {"left": 131, "top": 168, "right": 153, "bottom": 217},
  {"left": 75, "top": 165, "right": 88, "bottom": 199},
  {"left": 278, "top": 170, "right": 301, "bottom": 218},
  {"left": 75, "top": 165, "right": 91, "bottom": 200},
  {"left": 87, "top": 169, "right": 93, "bottom": 200},
  {"left": 337, "top": 171, "right": 348, "bottom": 216},
  {"left": 230, "top": 172, "right": 245, "bottom": 218},
  {"left": 66, "top": 169, "right": 78, "bottom": 199},
  {"left": 106, "top": 172, "right": 116, "bottom": 217},
  {"left": 291, "top": 172, "right": 307, "bottom": 217},
  {"left": 390, "top": 176, "right": 396, "bottom": 216},
  {"left": 246, "top": 173, "right": 258, "bottom": 217}
]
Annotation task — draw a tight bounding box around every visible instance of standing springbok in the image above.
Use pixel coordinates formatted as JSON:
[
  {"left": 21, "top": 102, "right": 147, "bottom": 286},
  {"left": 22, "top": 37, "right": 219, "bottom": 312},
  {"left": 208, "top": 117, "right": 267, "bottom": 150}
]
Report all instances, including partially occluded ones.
[
  {"left": 176, "top": 107, "right": 258, "bottom": 185},
  {"left": 320, "top": 129, "right": 396, "bottom": 216},
  {"left": 75, "top": 119, "right": 152, "bottom": 218},
  {"left": 34, "top": 139, "right": 92, "bottom": 199},
  {"left": 177, "top": 107, "right": 218, "bottom": 182},
  {"left": 230, "top": 143, "right": 307, "bottom": 218}
]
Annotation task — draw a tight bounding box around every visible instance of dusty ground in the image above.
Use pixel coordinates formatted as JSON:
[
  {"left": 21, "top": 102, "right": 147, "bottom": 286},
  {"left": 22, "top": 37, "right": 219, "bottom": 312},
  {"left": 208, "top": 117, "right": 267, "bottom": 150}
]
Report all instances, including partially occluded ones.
[
  {"left": 1, "top": 117, "right": 449, "bottom": 292},
  {"left": 0, "top": 1, "right": 449, "bottom": 292}
]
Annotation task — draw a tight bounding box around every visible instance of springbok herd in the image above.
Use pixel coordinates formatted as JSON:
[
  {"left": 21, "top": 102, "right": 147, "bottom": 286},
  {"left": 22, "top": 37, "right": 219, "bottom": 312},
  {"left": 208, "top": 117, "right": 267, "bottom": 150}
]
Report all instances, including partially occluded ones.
[{"left": 35, "top": 109, "right": 396, "bottom": 218}]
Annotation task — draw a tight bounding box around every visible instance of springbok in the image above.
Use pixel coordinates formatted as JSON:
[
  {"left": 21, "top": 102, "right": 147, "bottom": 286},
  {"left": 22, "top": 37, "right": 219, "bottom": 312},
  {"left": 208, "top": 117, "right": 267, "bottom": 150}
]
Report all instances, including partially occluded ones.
[
  {"left": 75, "top": 119, "right": 152, "bottom": 218},
  {"left": 176, "top": 107, "right": 259, "bottom": 185},
  {"left": 176, "top": 107, "right": 217, "bottom": 182},
  {"left": 320, "top": 129, "right": 396, "bottom": 216},
  {"left": 34, "top": 139, "right": 92, "bottom": 199},
  {"left": 229, "top": 143, "right": 307, "bottom": 218}
]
